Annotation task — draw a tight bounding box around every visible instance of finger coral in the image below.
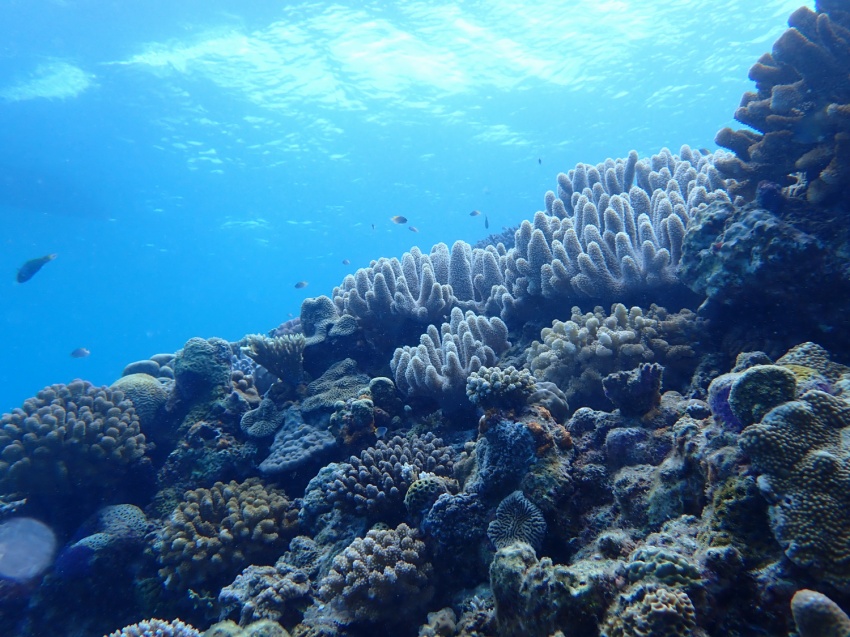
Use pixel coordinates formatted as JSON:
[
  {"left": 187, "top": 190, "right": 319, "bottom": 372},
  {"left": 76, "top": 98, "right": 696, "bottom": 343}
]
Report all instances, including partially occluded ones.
[
  {"left": 316, "top": 523, "right": 434, "bottom": 625},
  {"left": 154, "top": 478, "right": 298, "bottom": 594},
  {"left": 0, "top": 380, "right": 148, "bottom": 500}
]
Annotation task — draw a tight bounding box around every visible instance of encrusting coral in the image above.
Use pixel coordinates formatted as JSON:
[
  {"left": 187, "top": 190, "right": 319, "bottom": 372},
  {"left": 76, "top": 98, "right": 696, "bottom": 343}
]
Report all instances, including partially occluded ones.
[{"left": 739, "top": 390, "right": 850, "bottom": 591}]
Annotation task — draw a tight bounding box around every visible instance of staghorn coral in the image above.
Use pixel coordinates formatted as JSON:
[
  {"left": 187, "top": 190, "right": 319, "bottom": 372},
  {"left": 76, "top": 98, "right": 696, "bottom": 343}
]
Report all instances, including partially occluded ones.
[
  {"left": 154, "top": 478, "right": 298, "bottom": 594},
  {"left": 791, "top": 589, "right": 850, "bottom": 637},
  {"left": 104, "top": 618, "right": 201, "bottom": 637},
  {"left": 715, "top": 3, "right": 850, "bottom": 204},
  {"left": 739, "top": 390, "right": 850, "bottom": 591},
  {"left": 466, "top": 365, "right": 538, "bottom": 409},
  {"left": 390, "top": 307, "right": 510, "bottom": 411},
  {"left": 487, "top": 146, "right": 729, "bottom": 323},
  {"left": 242, "top": 334, "right": 305, "bottom": 387},
  {"left": 486, "top": 490, "right": 547, "bottom": 552},
  {"left": 316, "top": 523, "right": 434, "bottom": 625},
  {"left": 527, "top": 304, "right": 701, "bottom": 412},
  {"left": 0, "top": 380, "right": 148, "bottom": 500},
  {"left": 323, "top": 433, "right": 455, "bottom": 520},
  {"left": 601, "top": 584, "right": 700, "bottom": 637}
]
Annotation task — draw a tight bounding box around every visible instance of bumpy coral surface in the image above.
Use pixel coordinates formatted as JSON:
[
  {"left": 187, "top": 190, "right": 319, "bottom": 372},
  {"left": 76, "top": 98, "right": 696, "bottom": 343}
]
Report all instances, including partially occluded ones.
[
  {"left": 104, "top": 618, "right": 201, "bottom": 637},
  {"left": 601, "top": 585, "right": 699, "bottom": 637},
  {"left": 791, "top": 589, "right": 850, "bottom": 637},
  {"left": 487, "top": 490, "right": 547, "bottom": 552},
  {"left": 323, "top": 433, "right": 455, "bottom": 519},
  {"left": 739, "top": 390, "right": 850, "bottom": 590},
  {"left": 154, "top": 479, "right": 297, "bottom": 593},
  {"left": 0, "top": 380, "right": 148, "bottom": 498},
  {"left": 466, "top": 365, "right": 537, "bottom": 408},
  {"left": 316, "top": 523, "right": 434, "bottom": 625},
  {"left": 527, "top": 303, "right": 699, "bottom": 411}
]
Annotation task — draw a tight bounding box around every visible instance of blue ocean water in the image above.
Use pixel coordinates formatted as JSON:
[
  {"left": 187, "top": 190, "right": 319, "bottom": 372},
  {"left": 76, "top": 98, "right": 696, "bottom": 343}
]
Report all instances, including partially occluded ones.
[{"left": 0, "top": 0, "right": 805, "bottom": 414}]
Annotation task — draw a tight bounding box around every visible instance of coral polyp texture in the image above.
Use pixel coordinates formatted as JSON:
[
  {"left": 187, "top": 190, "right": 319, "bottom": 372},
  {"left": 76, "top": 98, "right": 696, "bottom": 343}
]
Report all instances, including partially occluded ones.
[
  {"left": 466, "top": 365, "right": 538, "bottom": 408},
  {"left": 316, "top": 523, "right": 434, "bottom": 625},
  {"left": 104, "top": 618, "right": 201, "bottom": 637},
  {"left": 715, "top": 2, "right": 850, "bottom": 204},
  {"left": 154, "top": 478, "right": 297, "bottom": 594},
  {"left": 601, "top": 585, "right": 699, "bottom": 637},
  {"left": 0, "top": 380, "right": 147, "bottom": 498},
  {"left": 486, "top": 490, "right": 547, "bottom": 552},
  {"left": 739, "top": 390, "right": 850, "bottom": 590},
  {"left": 391, "top": 306, "right": 510, "bottom": 410}
]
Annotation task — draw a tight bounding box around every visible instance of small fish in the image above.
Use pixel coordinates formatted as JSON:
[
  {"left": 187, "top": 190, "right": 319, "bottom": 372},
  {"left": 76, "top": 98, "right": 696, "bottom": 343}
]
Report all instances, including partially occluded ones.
[
  {"left": 70, "top": 347, "right": 90, "bottom": 359},
  {"left": 371, "top": 223, "right": 375, "bottom": 231},
  {"left": 342, "top": 259, "right": 351, "bottom": 265},
  {"left": 470, "top": 210, "right": 481, "bottom": 217},
  {"left": 16, "top": 253, "right": 57, "bottom": 283},
  {"left": 390, "top": 215, "right": 407, "bottom": 224},
  {"left": 409, "top": 226, "right": 419, "bottom": 233},
  {"left": 294, "top": 281, "right": 309, "bottom": 289},
  {"left": 375, "top": 426, "right": 388, "bottom": 439},
  {"left": 538, "top": 158, "right": 542, "bottom": 164},
  {"left": 485, "top": 214, "right": 489, "bottom": 229}
]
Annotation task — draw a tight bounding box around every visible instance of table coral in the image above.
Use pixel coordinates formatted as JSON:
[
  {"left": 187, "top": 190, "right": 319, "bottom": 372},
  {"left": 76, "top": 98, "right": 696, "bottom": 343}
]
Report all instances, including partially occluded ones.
[
  {"left": 739, "top": 390, "right": 850, "bottom": 590},
  {"left": 715, "top": 2, "right": 850, "bottom": 204},
  {"left": 242, "top": 334, "right": 305, "bottom": 387},
  {"left": 154, "top": 478, "right": 298, "bottom": 594},
  {"left": 316, "top": 523, "right": 434, "bottom": 625}
]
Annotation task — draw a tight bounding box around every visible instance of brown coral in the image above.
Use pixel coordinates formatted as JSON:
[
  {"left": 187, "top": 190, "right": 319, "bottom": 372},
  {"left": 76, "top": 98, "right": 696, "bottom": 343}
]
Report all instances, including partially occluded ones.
[
  {"left": 154, "top": 478, "right": 298, "bottom": 593},
  {"left": 715, "top": 3, "right": 850, "bottom": 204}
]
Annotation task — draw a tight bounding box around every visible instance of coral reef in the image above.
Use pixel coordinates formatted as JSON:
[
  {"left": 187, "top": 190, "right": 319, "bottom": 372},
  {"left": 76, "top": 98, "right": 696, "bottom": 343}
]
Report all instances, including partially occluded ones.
[
  {"left": 601, "top": 584, "right": 700, "bottom": 637},
  {"left": 602, "top": 362, "right": 664, "bottom": 416},
  {"left": 316, "top": 523, "right": 434, "bottom": 625},
  {"left": 219, "top": 558, "right": 310, "bottom": 626},
  {"left": 715, "top": 3, "right": 850, "bottom": 204},
  {"left": 259, "top": 407, "right": 336, "bottom": 477}
]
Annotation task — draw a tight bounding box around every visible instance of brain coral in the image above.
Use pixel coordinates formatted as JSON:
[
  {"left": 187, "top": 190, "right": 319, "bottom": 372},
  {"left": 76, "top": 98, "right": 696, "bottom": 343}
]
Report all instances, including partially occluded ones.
[
  {"left": 154, "top": 478, "right": 298, "bottom": 593},
  {"left": 739, "top": 390, "right": 850, "bottom": 590},
  {"left": 487, "top": 490, "right": 547, "bottom": 552},
  {"left": 110, "top": 373, "right": 169, "bottom": 431},
  {"left": 316, "top": 523, "right": 434, "bottom": 625},
  {"left": 0, "top": 380, "right": 148, "bottom": 499}
]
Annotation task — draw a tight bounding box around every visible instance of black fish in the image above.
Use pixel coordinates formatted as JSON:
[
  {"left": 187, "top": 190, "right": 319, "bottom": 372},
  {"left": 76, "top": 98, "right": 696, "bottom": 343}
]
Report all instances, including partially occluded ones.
[
  {"left": 70, "top": 347, "right": 90, "bottom": 358},
  {"left": 485, "top": 214, "right": 489, "bottom": 229},
  {"left": 538, "top": 158, "right": 542, "bottom": 164},
  {"left": 16, "top": 253, "right": 56, "bottom": 283}
]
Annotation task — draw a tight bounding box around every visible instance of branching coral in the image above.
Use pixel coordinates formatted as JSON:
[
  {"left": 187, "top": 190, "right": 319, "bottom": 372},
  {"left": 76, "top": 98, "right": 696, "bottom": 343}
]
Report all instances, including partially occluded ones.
[
  {"left": 391, "top": 307, "right": 510, "bottom": 410},
  {"left": 715, "top": 2, "right": 850, "bottom": 204},
  {"left": 154, "top": 479, "right": 298, "bottom": 593},
  {"left": 0, "top": 380, "right": 148, "bottom": 499},
  {"left": 242, "top": 333, "right": 305, "bottom": 386},
  {"left": 316, "top": 523, "right": 434, "bottom": 625}
]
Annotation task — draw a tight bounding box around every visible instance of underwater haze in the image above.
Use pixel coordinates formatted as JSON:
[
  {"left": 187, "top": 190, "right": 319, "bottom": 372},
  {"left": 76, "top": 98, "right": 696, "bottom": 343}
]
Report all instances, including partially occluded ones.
[{"left": 0, "top": 0, "right": 802, "bottom": 412}]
